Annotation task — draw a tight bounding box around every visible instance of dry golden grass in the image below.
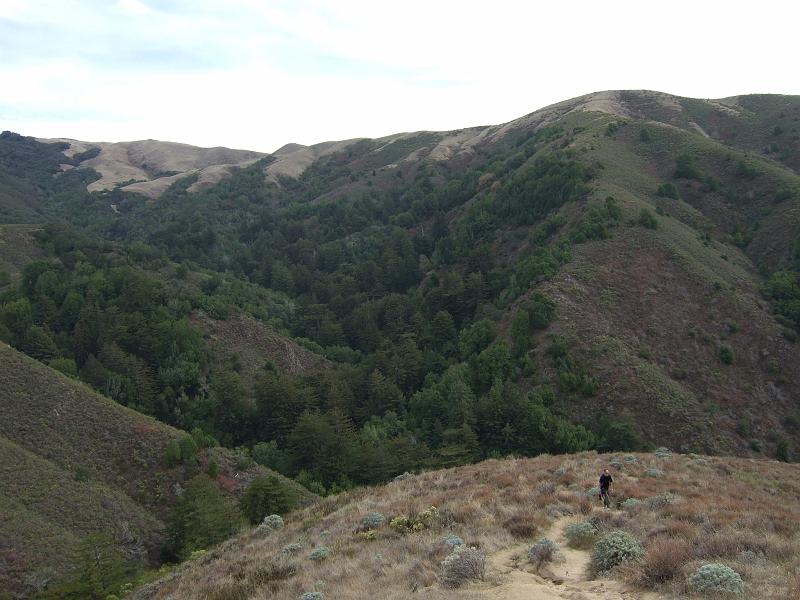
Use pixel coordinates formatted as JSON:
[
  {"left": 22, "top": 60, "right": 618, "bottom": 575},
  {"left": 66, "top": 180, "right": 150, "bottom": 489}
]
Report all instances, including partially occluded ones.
[{"left": 133, "top": 452, "right": 800, "bottom": 600}]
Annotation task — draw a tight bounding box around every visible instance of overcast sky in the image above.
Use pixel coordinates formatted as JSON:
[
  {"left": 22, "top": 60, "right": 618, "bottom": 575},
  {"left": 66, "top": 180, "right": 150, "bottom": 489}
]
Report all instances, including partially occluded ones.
[{"left": 1, "top": 0, "right": 798, "bottom": 152}]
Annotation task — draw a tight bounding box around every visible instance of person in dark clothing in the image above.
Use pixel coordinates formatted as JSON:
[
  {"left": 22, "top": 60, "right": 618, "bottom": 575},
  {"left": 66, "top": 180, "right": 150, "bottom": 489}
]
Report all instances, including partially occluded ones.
[{"left": 599, "top": 469, "right": 613, "bottom": 508}]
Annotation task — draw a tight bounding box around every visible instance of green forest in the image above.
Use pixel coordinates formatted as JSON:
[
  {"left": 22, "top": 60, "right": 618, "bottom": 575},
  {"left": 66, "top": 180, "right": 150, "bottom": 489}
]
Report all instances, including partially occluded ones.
[{"left": 0, "top": 129, "right": 644, "bottom": 498}]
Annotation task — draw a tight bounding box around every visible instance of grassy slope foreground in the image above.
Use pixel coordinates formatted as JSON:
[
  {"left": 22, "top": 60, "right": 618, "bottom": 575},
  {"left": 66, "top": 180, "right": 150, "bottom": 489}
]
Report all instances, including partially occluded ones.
[
  {"left": 0, "top": 344, "right": 313, "bottom": 598},
  {"left": 133, "top": 451, "right": 800, "bottom": 600}
]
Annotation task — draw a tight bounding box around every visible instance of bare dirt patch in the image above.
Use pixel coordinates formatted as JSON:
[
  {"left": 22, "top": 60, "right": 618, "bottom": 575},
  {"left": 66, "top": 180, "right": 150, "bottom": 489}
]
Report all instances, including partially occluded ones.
[{"left": 479, "top": 515, "right": 663, "bottom": 600}]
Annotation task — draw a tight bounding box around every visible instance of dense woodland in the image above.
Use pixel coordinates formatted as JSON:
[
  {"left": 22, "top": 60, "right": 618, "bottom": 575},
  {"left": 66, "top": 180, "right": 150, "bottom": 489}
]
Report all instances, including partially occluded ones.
[
  {"left": 3, "top": 123, "right": 800, "bottom": 500},
  {"left": 0, "top": 129, "right": 646, "bottom": 498}
]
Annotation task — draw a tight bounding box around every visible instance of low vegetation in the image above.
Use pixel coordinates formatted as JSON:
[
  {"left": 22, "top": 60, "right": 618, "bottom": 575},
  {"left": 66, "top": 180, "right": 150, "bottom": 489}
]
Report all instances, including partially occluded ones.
[{"left": 131, "top": 451, "right": 800, "bottom": 599}]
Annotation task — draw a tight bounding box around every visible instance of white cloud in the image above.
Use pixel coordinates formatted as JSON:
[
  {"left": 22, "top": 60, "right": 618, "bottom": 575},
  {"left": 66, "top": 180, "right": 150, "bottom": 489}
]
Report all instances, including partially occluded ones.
[{"left": 1, "top": 0, "right": 798, "bottom": 151}]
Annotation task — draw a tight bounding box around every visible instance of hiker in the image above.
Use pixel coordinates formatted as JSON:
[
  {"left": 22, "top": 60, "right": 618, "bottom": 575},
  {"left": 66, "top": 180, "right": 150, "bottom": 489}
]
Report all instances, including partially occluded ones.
[{"left": 599, "top": 468, "right": 613, "bottom": 509}]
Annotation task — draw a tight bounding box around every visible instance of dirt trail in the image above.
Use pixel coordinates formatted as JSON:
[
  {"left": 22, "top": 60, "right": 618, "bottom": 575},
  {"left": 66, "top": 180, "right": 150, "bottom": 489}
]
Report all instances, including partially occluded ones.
[{"left": 477, "top": 514, "right": 663, "bottom": 600}]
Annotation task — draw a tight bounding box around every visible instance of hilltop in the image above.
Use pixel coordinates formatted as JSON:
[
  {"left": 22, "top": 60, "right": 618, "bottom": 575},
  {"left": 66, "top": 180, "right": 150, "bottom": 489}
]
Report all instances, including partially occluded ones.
[
  {"left": 132, "top": 451, "right": 800, "bottom": 599},
  {"left": 35, "top": 138, "right": 266, "bottom": 199}
]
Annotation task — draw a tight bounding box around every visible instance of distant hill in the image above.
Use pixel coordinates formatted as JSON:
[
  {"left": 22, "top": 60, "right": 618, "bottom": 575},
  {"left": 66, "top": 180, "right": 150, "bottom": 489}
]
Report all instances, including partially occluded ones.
[
  {"left": 34, "top": 137, "right": 267, "bottom": 199},
  {"left": 0, "top": 344, "right": 314, "bottom": 597}
]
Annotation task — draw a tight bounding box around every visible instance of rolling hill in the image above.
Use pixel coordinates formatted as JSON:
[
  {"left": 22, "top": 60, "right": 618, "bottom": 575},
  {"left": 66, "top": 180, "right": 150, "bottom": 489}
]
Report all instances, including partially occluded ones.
[{"left": 1, "top": 89, "right": 800, "bottom": 597}]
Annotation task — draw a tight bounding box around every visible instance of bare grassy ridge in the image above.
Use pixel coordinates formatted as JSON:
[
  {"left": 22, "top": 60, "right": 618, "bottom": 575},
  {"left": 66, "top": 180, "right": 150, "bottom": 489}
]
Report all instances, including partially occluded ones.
[
  {"left": 188, "top": 310, "right": 332, "bottom": 382},
  {"left": 134, "top": 452, "right": 800, "bottom": 600}
]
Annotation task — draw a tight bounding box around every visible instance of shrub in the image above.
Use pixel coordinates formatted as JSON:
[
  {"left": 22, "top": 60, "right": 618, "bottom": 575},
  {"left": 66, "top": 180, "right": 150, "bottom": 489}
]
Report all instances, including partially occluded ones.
[
  {"left": 689, "top": 563, "right": 744, "bottom": 595},
  {"left": 164, "top": 439, "right": 181, "bottom": 468},
  {"left": 735, "top": 160, "right": 757, "bottom": 180},
  {"left": 776, "top": 439, "right": 790, "bottom": 462},
  {"left": 49, "top": 357, "right": 79, "bottom": 378},
  {"left": 258, "top": 514, "right": 284, "bottom": 533},
  {"left": 240, "top": 476, "right": 298, "bottom": 524},
  {"left": 502, "top": 512, "right": 539, "bottom": 538},
  {"left": 719, "top": 345, "right": 735, "bottom": 365},
  {"left": 439, "top": 546, "right": 486, "bottom": 588},
  {"left": 390, "top": 506, "right": 438, "bottom": 534},
  {"left": 565, "top": 521, "right": 597, "bottom": 548},
  {"left": 656, "top": 182, "right": 680, "bottom": 199},
  {"left": 640, "top": 537, "right": 691, "bottom": 585},
  {"left": 591, "top": 531, "right": 644, "bottom": 575},
  {"left": 165, "top": 474, "right": 242, "bottom": 560},
  {"left": 674, "top": 153, "right": 703, "bottom": 180},
  {"left": 644, "top": 468, "right": 664, "bottom": 478},
  {"left": 359, "top": 512, "right": 386, "bottom": 531},
  {"left": 637, "top": 208, "right": 658, "bottom": 230},
  {"left": 639, "top": 128, "right": 652, "bottom": 142},
  {"left": 444, "top": 534, "right": 464, "bottom": 547},
  {"left": 644, "top": 492, "right": 677, "bottom": 510},
  {"left": 179, "top": 436, "right": 198, "bottom": 461},
  {"left": 356, "top": 529, "right": 377, "bottom": 541},
  {"left": 299, "top": 593, "right": 323, "bottom": 600},
  {"left": 74, "top": 466, "right": 91, "bottom": 483},
  {"left": 389, "top": 516, "right": 409, "bottom": 533},
  {"left": 281, "top": 542, "right": 304, "bottom": 556},
  {"left": 621, "top": 498, "right": 643, "bottom": 512},
  {"left": 623, "top": 454, "right": 638, "bottom": 464},
  {"left": 609, "top": 459, "right": 623, "bottom": 469},
  {"left": 527, "top": 538, "right": 558, "bottom": 564},
  {"left": 191, "top": 427, "right": 218, "bottom": 449},
  {"left": 234, "top": 446, "right": 255, "bottom": 469},
  {"left": 393, "top": 471, "right": 412, "bottom": 481},
  {"left": 654, "top": 447, "right": 672, "bottom": 459},
  {"left": 309, "top": 546, "right": 331, "bottom": 561}
]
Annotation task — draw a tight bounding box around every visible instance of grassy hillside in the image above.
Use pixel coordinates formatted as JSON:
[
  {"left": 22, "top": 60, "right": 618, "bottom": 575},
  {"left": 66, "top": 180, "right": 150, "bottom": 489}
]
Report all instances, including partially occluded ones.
[
  {"left": 505, "top": 108, "right": 800, "bottom": 455},
  {"left": 188, "top": 309, "right": 332, "bottom": 384},
  {"left": 0, "top": 344, "right": 313, "bottom": 597},
  {"left": 131, "top": 451, "right": 800, "bottom": 599}
]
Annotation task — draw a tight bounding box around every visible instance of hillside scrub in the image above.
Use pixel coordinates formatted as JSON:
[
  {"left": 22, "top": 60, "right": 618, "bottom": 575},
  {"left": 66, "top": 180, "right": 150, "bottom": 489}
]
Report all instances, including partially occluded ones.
[{"left": 131, "top": 452, "right": 800, "bottom": 599}]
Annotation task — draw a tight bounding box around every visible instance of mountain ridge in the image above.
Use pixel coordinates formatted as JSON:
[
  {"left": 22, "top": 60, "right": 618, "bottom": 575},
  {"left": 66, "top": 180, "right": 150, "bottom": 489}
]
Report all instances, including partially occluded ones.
[{"left": 30, "top": 90, "right": 800, "bottom": 201}]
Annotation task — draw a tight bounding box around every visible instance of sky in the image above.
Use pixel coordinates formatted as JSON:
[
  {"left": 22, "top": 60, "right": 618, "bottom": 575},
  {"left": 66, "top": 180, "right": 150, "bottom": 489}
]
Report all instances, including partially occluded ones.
[{"left": 1, "top": 0, "right": 798, "bottom": 152}]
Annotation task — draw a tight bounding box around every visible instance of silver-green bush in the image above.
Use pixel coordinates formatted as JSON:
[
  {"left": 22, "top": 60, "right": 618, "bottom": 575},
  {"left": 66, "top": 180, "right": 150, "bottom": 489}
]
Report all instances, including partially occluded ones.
[
  {"left": 620, "top": 498, "right": 643, "bottom": 511},
  {"left": 439, "top": 546, "right": 486, "bottom": 588},
  {"left": 360, "top": 512, "right": 386, "bottom": 531},
  {"left": 591, "top": 531, "right": 644, "bottom": 574},
  {"left": 281, "top": 542, "right": 304, "bottom": 556},
  {"left": 565, "top": 521, "right": 597, "bottom": 548},
  {"left": 299, "top": 593, "right": 323, "bottom": 600},
  {"left": 443, "top": 534, "right": 463, "bottom": 547},
  {"left": 644, "top": 492, "right": 677, "bottom": 509},
  {"left": 644, "top": 468, "right": 664, "bottom": 478},
  {"left": 258, "top": 514, "right": 284, "bottom": 533},
  {"left": 309, "top": 546, "right": 331, "bottom": 561},
  {"left": 654, "top": 447, "right": 672, "bottom": 459},
  {"left": 689, "top": 563, "right": 744, "bottom": 595},
  {"left": 527, "top": 538, "right": 558, "bottom": 564}
]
